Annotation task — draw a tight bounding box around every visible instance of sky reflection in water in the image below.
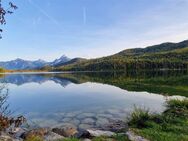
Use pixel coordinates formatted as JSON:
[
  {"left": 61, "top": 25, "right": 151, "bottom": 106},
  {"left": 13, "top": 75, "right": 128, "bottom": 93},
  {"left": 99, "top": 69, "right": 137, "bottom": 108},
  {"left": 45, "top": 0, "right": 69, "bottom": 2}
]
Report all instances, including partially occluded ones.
[{"left": 0, "top": 73, "right": 165, "bottom": 129}]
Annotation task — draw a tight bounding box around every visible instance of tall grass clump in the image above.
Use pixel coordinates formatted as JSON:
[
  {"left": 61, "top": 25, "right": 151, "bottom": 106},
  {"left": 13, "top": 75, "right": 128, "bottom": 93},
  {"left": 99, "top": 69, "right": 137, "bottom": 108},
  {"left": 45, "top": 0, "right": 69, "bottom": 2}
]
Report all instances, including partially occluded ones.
[
  {"left": 166, "top": 98, "right": 188, "bottom": 109},
  {"left": 128, "top": 98, "right": 188, "bottom": 141},
  {"left": 164, "top": 98, "right": 188, "bottom": 118},
  {"left": 128, "top": 107, "right": 151, "bottom": 128}
]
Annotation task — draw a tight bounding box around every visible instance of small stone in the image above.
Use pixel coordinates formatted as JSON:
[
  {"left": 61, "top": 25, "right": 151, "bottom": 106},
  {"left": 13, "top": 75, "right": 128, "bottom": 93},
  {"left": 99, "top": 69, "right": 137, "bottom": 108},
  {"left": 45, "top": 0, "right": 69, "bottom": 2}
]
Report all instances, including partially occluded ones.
[
  {"left": 69, "top": 119, "right": 81, "bottom": 126},
  {"left": 106, "top": 109, "right": 120, "bottom": 115},
  {"left": 97, "top": 114, "right": 114, "bottom": 119},
  {"left": 20, "top": 128, "right": 49, "bottom": 139},
  {"left": 75, "top": 129, "right": 91, "bottom": 138},
  {"left": 65, "top": 113, "right": 77, "bottom": 118},
  {"left": 79, "top": 124, "right": 93, "bottom": 129},
  {"left": 0, "top": 134, "right": 14, "bottom": 141},
  {"left": 96, "top": 118, "right": 109, "bottom": 127},
  {"left": 81, "top": 118, "right": 95, "bottom": 124},
  {"left": 56, "top": 123, "right": 77, "bottom": 129},
  {"left": 0, "top": 132, "right": 22, "bottom": 141},
  {"left": 77, "top": 113, "right": 95, "bottom": 119},
  {"left": 52, "top": 127, "right": 78, "bottom": 137},
  {"left": 102, "top": 120, "right": 128, "bottom": 133},
  {"left": 61, "top": 118, "right": 72, "bottom": 122},
  {"left": 87, "top": 129, "right": 115, "bottom": 137},
  {"left": 44, "top": 131, "right": 64, "bottom": 141},
  {"left": 126, "top": 130, "right": 149, "bottom": 141},
  {"left": 9, "top": 128, "right": 27, "bottom": 138}
]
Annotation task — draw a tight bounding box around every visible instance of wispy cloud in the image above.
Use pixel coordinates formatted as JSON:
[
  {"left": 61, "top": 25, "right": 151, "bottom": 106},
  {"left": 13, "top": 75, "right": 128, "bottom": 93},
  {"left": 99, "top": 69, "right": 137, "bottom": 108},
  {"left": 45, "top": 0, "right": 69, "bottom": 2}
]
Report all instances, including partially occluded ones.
[
  {"left": 83, "top": 7, "right": 87, "bottom": 25},
  {"left": 27, "top": 0, "right": 60, "bottom": 27},
  {"left": 32, "top": 16, "right": 41, "bottom": 26}
]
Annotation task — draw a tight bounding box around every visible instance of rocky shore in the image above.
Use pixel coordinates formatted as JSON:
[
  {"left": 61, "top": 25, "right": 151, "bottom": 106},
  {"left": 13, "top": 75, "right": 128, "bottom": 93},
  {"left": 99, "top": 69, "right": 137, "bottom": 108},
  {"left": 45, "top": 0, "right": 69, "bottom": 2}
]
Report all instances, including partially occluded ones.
[{"left": 0, "top": 120, "right": 148, "bottom": 141}]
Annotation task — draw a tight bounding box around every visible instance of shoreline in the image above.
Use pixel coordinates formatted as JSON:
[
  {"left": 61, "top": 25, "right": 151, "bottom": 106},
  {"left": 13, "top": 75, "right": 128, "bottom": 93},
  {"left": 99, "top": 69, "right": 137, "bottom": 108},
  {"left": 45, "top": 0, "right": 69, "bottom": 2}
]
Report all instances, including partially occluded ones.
[
  {"left": 1, "top": 97, "right": 187, "bottom": 141},
  {"left": 1, "top": 68, "right": 187, "bottom": 74}
]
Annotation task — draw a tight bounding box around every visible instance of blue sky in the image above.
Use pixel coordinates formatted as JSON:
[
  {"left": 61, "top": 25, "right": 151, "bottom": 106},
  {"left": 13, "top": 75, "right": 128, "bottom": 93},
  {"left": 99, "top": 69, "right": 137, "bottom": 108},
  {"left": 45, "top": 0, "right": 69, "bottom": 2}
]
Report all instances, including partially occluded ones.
[{"left": 1, "top": 0, "right": 188, "bottom": 61}]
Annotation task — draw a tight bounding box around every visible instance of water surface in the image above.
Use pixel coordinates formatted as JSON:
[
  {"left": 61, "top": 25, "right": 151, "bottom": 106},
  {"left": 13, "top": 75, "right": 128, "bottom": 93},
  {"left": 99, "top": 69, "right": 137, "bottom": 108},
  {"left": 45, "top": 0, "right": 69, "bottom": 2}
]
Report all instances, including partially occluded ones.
[{"left": 1, "top": 71, "right": 186, "bottom": 129}]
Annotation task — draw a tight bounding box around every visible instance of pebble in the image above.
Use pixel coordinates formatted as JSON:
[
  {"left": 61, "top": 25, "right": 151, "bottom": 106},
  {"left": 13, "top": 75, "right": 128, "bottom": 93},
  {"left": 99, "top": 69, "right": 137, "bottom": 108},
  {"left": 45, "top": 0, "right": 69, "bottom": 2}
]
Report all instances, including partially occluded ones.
[
  {"left": 87, "top": 129, "right": 115, "bottom": 137},
  {"left": 52, "top": 127, "right": 78, "bottom": 137},
  {"left": 44, "top": 131, "right": 64, "bottom": 141},
  {"left": 96, "top": 118, "right": 109, "bottom": 127},
  {"left": 77, "top": 113, "right": 95, "bottom": 119},
  {"left": 79, "top": 124, "right": 93, "bottom": 129},
  {"left": 126, "top": 130, "right": 150, "bottom": 141},
  {"left": 81, "top": 118, "right": 96, "bottom": 124}
]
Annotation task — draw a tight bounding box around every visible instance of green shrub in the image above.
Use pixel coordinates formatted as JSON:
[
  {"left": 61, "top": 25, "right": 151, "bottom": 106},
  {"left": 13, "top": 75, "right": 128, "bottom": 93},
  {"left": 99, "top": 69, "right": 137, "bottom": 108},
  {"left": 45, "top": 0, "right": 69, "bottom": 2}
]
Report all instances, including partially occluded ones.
[
  {"left": 128, "top": 107, "right": 151, "bottom": 128},
  {"left": 164, "top": 99, "right": 188, "bottom": 118},
  {"left": 166, "top": 99, "right": 188, "bottom": 109}
]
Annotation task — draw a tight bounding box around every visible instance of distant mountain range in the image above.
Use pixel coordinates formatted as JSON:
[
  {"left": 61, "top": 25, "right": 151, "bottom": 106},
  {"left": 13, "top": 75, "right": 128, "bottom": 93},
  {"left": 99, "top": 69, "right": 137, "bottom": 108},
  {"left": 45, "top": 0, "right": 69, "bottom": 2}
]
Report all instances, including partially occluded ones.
[
  {"left": 0, "top": 55, "right": 71, "bottom": 70},
  {"left": 49, "top": 55, "right": 71, "bottom": 66},
  {"left": 52, "top": 39, "right": 188, "bottom": 71},
  {"left": 1, "top": 39, "right": 188, "bottom": 71}
]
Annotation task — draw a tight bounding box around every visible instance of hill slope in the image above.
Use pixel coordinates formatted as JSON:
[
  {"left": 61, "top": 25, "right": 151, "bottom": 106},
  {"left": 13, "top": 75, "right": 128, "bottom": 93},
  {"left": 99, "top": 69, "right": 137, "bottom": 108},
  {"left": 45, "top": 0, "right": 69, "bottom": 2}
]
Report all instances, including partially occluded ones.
[
  {"left": 54, "top": 58, "right": 87, "bottom": 67},
  {"left": 117, "top": 40, "right": 188, "bottom": 56},
  {"left": 53, "top": 40, "right": 188, "bottom": 71}
]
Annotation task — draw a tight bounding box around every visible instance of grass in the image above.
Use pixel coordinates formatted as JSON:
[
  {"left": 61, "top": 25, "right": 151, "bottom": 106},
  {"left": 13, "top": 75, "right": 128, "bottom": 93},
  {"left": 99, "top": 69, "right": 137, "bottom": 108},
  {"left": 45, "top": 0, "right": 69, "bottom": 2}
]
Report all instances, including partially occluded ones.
[
  {"left": 25, "top": 137, "right": 79, "bottom": 141},
  {"left": 55, "top": 134, "right": 130, "bottom": 141},
  {"left": 128, "top": 98, "right": 188, "bottom": 141},
  {"left": 92, "top": 134, "right": 130, "bottom": 141},
  {"left": 166, "top": 98, "right": 188, "bottom": 109},
  {"left": 60, "top": 138, "right": 80, "bottom": 141},
  {"left": 24, "top": 136, "right": 43, "bottom": 141},
  {"left": 127, "top": 106, "right": 150, "bottom": 128}
]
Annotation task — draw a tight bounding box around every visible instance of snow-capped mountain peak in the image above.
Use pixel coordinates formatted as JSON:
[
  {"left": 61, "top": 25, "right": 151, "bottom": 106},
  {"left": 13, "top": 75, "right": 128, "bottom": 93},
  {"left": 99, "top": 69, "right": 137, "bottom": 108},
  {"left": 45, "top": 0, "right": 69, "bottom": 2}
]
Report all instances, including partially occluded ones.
[
  {"left": 0, "top": 55, "right": 71, "bottom": 70},
  {"left": 50, "top": 55, "right": 70, "bottom": 66}
]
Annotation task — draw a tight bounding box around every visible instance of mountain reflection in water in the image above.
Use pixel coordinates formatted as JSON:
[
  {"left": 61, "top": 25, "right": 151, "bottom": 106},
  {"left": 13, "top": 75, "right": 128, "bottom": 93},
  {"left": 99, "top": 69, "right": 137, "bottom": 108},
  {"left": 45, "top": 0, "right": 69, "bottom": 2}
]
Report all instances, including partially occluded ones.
[{"left": 0, "top": 71, "right": 187, "bottom": 129}]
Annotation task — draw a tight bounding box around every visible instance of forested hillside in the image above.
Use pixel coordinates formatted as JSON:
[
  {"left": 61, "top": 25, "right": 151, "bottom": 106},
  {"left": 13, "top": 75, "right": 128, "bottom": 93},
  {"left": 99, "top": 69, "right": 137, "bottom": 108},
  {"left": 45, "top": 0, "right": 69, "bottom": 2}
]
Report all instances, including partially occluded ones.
[
  {"left": 49, "top": 40, "right": 188, "bottom": 71},
  {"left": 117, "top": 40, "right": 188, "bottom": 56},
  {"left": 0, "top": 68, "right": 5, "bottom": 73}
]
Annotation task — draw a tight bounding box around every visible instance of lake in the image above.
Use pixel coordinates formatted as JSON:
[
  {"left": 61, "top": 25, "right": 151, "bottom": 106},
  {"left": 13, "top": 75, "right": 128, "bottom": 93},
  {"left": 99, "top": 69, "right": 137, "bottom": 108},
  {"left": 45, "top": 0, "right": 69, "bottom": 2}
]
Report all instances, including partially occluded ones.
[{"left": 0, "top": 71, "right": 187, "bottom": 129}]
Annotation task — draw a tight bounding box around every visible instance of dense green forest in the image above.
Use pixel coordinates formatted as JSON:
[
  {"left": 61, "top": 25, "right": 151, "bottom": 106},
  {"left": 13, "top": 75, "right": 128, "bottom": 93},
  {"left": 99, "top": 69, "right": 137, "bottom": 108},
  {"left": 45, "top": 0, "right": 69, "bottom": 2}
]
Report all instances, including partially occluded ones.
[{"left": 48, "top": 40, "right": 188, "bottom": 71}]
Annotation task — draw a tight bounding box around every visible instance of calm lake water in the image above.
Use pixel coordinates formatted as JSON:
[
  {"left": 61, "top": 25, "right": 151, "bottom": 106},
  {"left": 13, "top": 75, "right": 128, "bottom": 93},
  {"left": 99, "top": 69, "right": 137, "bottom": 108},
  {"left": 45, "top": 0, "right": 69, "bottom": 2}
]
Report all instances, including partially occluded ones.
[{"left": 1, "top": 71, "right": 187, "bottom": 129}]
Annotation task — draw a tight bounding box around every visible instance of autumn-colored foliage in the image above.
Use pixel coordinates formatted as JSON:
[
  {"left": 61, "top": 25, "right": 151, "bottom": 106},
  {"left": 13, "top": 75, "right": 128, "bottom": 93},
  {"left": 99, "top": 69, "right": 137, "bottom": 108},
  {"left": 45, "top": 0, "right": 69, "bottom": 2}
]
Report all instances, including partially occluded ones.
[
  {"left": 0, "top": 85, "right": 26, "bottom": 131},
  {"left": 0, "top": 0, "right": 17, "bottom": 38}
]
